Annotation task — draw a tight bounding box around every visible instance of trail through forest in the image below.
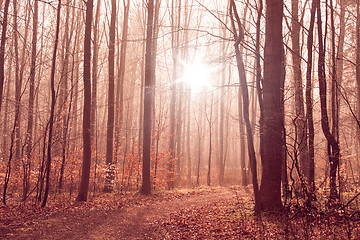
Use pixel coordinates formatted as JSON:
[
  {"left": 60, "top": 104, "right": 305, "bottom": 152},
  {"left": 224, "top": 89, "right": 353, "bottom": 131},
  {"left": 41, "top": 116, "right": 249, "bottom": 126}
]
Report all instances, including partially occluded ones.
[
  {"left": 3, "top": 186, "right": 360, "bottom": 239},
  {"left": 1, "top": 188, "right": 237, "bottom": 239}
]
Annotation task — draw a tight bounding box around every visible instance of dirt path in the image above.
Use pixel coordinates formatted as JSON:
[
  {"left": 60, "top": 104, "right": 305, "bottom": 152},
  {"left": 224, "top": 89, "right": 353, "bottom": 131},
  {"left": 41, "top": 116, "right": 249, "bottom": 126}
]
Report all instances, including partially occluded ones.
[{"left": 2, "top": 188, "right": 236, "bottom": 240}]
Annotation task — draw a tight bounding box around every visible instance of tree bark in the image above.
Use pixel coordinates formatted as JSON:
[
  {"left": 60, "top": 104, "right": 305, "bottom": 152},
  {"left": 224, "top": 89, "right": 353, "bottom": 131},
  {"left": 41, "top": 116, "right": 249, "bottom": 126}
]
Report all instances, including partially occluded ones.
[
  {"left": 77, "top": 0, "right": 93, "bottom": 202},
  {"left": 357, "top": 0, "right": 360, "bottom": 132},
  {"left": 259, "top": 0, "right": 284, "bottom": 212},
  {"left": 104, "top": 0, "right": 116, "bottom": 193},
  {"left": 141, "top": 0, "right": 155, "bottom": 195}
]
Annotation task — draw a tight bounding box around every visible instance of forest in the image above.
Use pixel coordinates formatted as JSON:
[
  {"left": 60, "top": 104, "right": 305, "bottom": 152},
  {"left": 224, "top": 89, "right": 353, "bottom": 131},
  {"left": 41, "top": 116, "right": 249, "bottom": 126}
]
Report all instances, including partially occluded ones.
[{"left": 1, "top": 0, "right": 360, "bottom": 238}]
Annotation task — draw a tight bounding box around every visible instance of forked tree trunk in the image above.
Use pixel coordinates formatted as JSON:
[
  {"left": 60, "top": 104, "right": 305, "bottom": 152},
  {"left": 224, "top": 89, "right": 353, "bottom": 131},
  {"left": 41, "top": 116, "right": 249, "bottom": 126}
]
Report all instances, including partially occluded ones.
[
  {"left": 229, "top": 0, "right": 260, "bottom": 212},
  {"left": 316, "top": 0, "right": 340, "bottom": 201}
]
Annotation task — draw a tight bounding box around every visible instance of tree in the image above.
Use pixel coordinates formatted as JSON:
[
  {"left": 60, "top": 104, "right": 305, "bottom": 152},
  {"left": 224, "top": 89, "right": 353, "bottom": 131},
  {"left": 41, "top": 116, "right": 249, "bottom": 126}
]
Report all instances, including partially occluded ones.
[
  {"left": 219, "top": 24, "right": 228, "bottom": 186},
  {"left": 91, "top": 0, "right": 101, "bottom": 141},
  {"left": 141, "top": 0, "right": 155, "bottom": 195},
  {"left": 0, "top": 0, "right": 9, "bottom": 113},
  {"left": 42, "top": 0, "right": 62, "bottom": 207},
  {"left": 77, "top": 0, "right": 93, "bottom": 202},
  {"left": 24, "top": 0, "right": 38, "bottom": 199},
  {"left": 114, "top": 0, "right": 131, "bottom": 163},
  {"left": 259, "top": 0, "right": 284, "bottom": 212},
  {"left": 305, "top": 0, "right": 316, "bottom": 199},
  {"left": 58, "top": 0, "right": 73, "bottom": 194},
  {"left": 104, "top": 0, "right": 116, "bottom": 193},
  {"left": 291, "top": 0, "right": 308, "bottom": 183},
  {"left": 206, "top": 92, "right": 214, "bottom": 186},
  {"left": 229, "top": 0, "right": 260, "bottom": 213},
  {"left": 168, "top": 0, "right": 180, "bottom": 190},
  {"left": 255, "top": 0, "right": 264, "bottom": 173},
  {"left": 316, "top": 0, "right": 340, "bottom": 201}
]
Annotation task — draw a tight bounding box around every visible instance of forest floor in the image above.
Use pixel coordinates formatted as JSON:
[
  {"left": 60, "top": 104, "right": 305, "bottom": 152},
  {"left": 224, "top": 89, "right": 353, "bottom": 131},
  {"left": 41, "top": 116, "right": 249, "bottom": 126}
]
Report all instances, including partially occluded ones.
[{"left": 1, "top": 186, "right": 360, "bottom": 239}]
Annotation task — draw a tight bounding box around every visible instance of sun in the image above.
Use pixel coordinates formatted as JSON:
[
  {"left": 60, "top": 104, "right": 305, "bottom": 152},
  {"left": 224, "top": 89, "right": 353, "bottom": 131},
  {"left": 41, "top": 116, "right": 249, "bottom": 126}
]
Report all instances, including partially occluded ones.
[{"left": 181, "top": 58, "right": 213, "bottom": 93}]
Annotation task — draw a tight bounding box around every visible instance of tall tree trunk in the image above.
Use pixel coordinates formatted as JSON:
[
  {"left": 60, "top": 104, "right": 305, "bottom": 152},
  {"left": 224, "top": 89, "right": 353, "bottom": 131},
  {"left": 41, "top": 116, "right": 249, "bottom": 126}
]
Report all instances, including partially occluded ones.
[
  {"left": 42, "top": 0, "right": 62, "bottom": 207},
  {"left": 259, "top": 0, "right": 284, "bottom": 212},
  {"left": 138, "top": 24, "right": 146, "bottom": 189},
  {"left": 206, "top": 94, "right": 214, "bottom": 186},
  {"left": 91, "top": 0, "right": 100, "bottom": 142},
  {"left": 219, "top": 25, "right": 227, "bottom": 186},
  {"left": 196, "top": 106, "right": 203, "bottom": 186},
  {"left": 239, "top": 93, "right": 247, "bottom": 186},
  {"left": 305, "top": 0, "right": 316, "bottom": 198},
  {"left": 330, "top": 0, "right": 339, "bottom": 143},
  {"left": 1, "top": 59, "right": 9, "bottom": 156},
  {"left": 175, "top": 0, "right": 183, "bottom": 185},
  {"left": 114, "top": 0, "right": 131, "bottom": 163},
  {"left": 71, "top": 13, "right": 81, "bottom": 152},
  {"left": 336, "top": 0, "right": 345, "bottom": 104},
  {"left": 140, "top": 0, "right": 155, "bottom": 195},
  {"left": 316, "top": 0, "right": 340, "bottom": 201},
  {"left": 280, "top": 43, "right": 289, "bottom": 199},
  {"left": 229, "top": 0, "right": 260, "bottom": 212},
  {"left": 14, "top": 0, "right": 30, "bottom": 168},
  {"left": 59, "top": 0, "right": 77, "bottom": 194},
  {"left": 255, "top": 0, "right": 264, "bottom": 162},
  {"left": 330, "top": 0, "right": 341, "bottom": 198},
  {"left": 24, "top": 0, "right": 38, "bottom": 200},
  {"left": 104, "top": 0, "right": 116, "bottom": 193},
  {"left": 13, "top": 0, "right": 21, "bottom": 169},
  {"left": 168, "top": 0, "right": 180, "bottom": 190},
  {"left": 186, "top": 94, "right": 192, "bottom": 184},
  {"left": 291, "top": 0, "right": 308, "bottom": 181},
  {"left": 77, "top": 0, "right": 93, "bottom": 202},
  {"left": 0, "top": 0, "right": 9, "bottom": 113}
]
